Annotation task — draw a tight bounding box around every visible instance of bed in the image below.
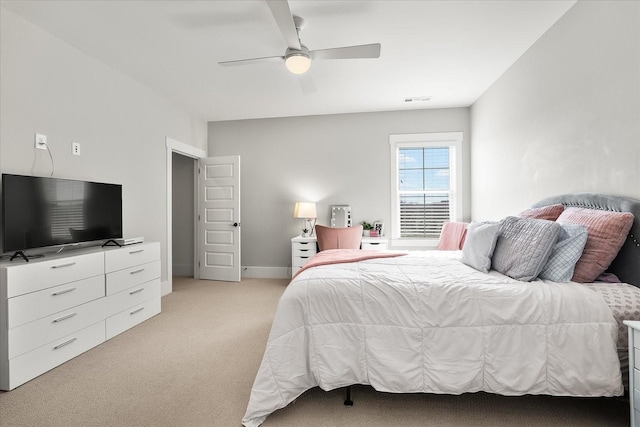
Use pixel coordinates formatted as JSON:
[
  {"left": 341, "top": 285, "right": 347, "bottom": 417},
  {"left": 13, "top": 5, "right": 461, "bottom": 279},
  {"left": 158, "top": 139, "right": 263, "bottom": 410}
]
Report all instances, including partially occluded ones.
[{"left": 242, "top": 193, "right": 640, "bottom": 427}]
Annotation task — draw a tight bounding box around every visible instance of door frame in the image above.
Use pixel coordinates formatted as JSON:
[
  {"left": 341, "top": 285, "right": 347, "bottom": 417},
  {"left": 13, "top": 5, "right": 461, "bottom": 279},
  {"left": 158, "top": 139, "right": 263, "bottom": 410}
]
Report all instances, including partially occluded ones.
[{"left": 165, "top": 137, "right": 207, "bottom": 295}]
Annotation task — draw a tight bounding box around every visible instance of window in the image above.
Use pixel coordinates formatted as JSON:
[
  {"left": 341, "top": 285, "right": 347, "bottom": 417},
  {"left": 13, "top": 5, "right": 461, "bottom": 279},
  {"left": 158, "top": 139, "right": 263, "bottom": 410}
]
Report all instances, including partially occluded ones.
[{"left": 389, "top": 132, "right": 463, "bottom": 243}]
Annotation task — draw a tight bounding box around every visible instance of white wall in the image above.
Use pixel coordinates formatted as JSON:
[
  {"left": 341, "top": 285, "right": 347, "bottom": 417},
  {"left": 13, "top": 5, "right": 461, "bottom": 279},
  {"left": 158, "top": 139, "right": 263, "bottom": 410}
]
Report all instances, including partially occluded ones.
[
  {"left": 0, "top": 9, "right": 207, "bottom": 290},
  {"left": 470, "top": 0, "right": 640, "bottom": 220},
  {"left": 208, "top": 108, "right": 470, "bottom": 271}
]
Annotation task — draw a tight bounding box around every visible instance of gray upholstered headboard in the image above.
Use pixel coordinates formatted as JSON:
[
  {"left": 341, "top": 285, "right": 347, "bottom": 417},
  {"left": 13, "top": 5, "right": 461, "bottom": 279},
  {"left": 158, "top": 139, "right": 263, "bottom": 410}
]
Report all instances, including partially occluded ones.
[{"left": 532, "top": 193, "right": 640, "bottom": 287}]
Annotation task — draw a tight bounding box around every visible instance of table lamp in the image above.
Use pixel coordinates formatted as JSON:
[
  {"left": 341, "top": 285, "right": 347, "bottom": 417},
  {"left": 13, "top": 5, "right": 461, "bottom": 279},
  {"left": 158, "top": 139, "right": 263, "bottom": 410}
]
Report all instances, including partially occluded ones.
[{"left": 293, "top": 202, "right": 317, "bottom": 237}]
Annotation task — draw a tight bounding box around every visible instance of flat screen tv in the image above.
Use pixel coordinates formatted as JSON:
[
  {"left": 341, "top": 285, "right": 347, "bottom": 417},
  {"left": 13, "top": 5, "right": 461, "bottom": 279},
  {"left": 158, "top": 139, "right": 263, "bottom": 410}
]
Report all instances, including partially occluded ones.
[{"left": 2, "top": 174, "right": 122, "bottom": 255}]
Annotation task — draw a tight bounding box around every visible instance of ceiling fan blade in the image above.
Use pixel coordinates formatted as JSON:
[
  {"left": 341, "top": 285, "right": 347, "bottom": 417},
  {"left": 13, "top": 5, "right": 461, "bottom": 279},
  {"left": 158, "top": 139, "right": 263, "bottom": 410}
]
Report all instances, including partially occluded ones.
[
  {"left": 266, "top": 0, "right": 301, "bottom": 50},
  {"left": 311, "top": 43, "right": 381, "bottom": 60},
  {"left": 298, "top": 73, "right": 317, "bottom": 95},
  {"left": 219, "top": 55, "right": 283, "bottom": 67}
]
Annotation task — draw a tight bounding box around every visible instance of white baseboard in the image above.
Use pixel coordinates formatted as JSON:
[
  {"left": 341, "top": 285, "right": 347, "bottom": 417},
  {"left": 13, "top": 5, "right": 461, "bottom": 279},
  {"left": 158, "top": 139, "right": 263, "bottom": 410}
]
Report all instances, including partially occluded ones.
[{"left": 241, "top": 266, "right": 290, "bottom": 279}]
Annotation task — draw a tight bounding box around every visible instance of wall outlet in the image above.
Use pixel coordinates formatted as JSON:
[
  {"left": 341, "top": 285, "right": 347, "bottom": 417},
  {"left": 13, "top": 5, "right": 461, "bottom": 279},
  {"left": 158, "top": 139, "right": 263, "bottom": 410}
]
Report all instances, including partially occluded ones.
[
  {"left": 72, "top": 142, "right": 81, "bottom": 156},
  {"left": 35, "top": 133, "right": 47, "bottom": 150}
]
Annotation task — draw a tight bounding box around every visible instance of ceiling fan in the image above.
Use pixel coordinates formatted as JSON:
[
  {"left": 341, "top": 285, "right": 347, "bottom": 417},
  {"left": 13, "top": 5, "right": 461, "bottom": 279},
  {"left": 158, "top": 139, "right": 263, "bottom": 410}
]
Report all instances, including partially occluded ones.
[{"left": 218, "top": 0, "right": 381, "bottom": 75}]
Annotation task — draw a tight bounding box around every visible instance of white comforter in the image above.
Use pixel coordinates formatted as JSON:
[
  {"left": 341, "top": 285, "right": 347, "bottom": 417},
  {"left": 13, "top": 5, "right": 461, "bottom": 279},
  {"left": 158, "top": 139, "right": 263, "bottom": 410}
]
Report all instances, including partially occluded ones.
[{"left": 242, "top": 251, "right": 622, "bottom": 427}]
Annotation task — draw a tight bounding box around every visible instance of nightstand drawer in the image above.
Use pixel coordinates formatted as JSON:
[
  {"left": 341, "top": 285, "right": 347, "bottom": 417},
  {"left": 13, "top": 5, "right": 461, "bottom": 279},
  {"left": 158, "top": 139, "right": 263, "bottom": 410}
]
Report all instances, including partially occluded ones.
[
  {"left": 293, "top": 247, "right": 317, "bottom": 257},
  {"left": 361, "top": 242, "right": 388, "bottom": 250},
  {"left": 635, "top": 329, "right": 640, "bottom": 349},
  {"left": 293, "top": 241, "right": 316, "bottom": 250},
  {"left": 293, "top": 256, "right": 313, "bottom": 269}
]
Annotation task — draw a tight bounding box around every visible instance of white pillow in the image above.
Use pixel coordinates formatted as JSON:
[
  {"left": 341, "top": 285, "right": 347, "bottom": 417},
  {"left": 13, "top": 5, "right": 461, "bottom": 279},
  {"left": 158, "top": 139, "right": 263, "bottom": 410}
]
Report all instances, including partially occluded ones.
[{"left": 460, "top": 221, "right": 500, "bottom": 273}]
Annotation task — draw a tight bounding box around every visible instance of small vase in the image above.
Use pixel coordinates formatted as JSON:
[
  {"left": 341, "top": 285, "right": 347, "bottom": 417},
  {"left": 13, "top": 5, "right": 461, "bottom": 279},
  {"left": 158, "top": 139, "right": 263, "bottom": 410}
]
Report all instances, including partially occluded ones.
[{"left": 363, "top": 230, "right": 370, "bottom": 237}]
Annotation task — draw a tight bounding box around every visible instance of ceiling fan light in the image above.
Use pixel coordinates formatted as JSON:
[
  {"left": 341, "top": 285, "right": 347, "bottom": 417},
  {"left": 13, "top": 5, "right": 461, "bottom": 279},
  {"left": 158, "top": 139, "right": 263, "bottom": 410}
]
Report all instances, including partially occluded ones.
[{"left": 285, "top": 53, "right": 311, "bottom": 74}]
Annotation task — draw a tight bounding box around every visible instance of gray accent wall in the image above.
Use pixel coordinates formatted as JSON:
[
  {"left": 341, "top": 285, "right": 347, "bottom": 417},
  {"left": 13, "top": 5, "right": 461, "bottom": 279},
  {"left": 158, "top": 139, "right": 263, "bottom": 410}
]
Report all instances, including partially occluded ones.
[
  {"left": 172, "top": 153, "right": 195, "bottom": 277},
  {"left": 208, "top": 108, "right": 471, "bottom": 270},
  {"left": 471, "top": 0, "right": 640, "bottom": 220},
  {"left": 0, "top": 9, "right": 207, "bottom": 289}
]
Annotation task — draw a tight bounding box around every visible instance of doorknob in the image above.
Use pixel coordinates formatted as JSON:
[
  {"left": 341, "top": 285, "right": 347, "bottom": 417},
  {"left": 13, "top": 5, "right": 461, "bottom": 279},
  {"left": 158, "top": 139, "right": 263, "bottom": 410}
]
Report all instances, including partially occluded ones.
[{"left": 233, "top": 222, "right": 240, "bottom": 227}]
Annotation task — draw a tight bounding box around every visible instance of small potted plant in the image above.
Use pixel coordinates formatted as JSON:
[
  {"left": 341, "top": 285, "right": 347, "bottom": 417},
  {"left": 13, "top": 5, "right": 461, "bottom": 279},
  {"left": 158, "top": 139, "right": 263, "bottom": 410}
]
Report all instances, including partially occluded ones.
[{"left": 361, "top": 221, "right": 373, "bottom": 237}]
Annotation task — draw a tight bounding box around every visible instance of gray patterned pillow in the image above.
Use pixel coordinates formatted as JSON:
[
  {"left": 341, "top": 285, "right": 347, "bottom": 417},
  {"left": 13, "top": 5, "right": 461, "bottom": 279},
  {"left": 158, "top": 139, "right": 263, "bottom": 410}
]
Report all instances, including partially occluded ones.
[
  {"left": 538, "top": 224, "right": 588, "bottom": 282},
  {"left": 491, "top": 216, "right": 561, "bottom": 281}
]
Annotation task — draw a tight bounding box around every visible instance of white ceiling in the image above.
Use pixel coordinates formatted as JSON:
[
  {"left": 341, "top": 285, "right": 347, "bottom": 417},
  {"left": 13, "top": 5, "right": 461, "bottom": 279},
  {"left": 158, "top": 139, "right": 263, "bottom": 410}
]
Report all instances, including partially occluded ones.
[{"left": 1, "top": 0, "right": 576, "bottom": 122}]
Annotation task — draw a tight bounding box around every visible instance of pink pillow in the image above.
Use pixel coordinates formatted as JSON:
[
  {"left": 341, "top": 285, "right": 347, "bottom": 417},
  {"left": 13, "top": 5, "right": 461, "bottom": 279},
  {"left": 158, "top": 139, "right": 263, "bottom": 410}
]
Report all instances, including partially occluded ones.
[
  {"left": 556, "top": 207, "right": 634, "bottom": 282},
  {"left": 519, "top": 204, "right": 564, "bottom": 221},
  {"left": 315, "top": 225, "right": 363, "bottom": 251}
]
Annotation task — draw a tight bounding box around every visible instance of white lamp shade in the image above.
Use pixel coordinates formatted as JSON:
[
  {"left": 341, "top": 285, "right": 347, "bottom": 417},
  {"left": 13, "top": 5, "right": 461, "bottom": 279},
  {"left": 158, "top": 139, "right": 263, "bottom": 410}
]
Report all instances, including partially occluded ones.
[{"left": 293, "top": 202, "right": 317, "bottom": 219}]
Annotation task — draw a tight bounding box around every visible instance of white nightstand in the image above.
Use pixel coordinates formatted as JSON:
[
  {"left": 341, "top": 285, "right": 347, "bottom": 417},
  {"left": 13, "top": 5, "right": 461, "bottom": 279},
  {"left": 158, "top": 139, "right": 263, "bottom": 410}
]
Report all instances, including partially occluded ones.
[
  {"left": 290, "top": 235, "right": 390, "bottom": 278},
  {"left": 624, "top": 320, "right": 640, "bottom": 427},
  {"left": 361, "top": 236, "right": 389, "bottom": 251},
  {"left": 291, "top": 236, "right": 318, "bottom": 277}
]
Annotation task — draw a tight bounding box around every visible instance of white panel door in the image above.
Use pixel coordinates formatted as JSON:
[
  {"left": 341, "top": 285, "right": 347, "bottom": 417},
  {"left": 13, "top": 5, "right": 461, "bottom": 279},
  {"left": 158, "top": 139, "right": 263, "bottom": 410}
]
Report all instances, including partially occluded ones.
[{"left": 198, "top": 156, "right": 241, "bottom": 282}]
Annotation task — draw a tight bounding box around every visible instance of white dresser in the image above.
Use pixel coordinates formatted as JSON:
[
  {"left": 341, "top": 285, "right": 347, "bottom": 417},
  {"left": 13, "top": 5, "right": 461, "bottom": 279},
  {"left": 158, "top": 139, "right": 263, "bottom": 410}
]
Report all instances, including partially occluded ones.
[
  {"left": 290, "top": 235, "right": 389, "bottom": 278},
  {"left": 0, "top": 242, "right": 160, "bottom": 390},
  {"left": 625, "top": 320, "right": 640, "bottom": 427}
]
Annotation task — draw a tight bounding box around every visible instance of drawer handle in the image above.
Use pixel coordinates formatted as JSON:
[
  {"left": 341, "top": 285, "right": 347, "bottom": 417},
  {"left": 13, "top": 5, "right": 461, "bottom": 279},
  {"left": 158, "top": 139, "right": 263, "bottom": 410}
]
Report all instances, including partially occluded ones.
[
  {"left": 53, "top": 337, "right": 77, "bottom": 350},
  {"left": 51, "top": 262, "right": 76, "bottom": 269},
  {"left": 129, "top": 249, "right": 144, "bottom": 254},
  {"left": 52, "top": 287, "right": 76, "bottom": 296},
  {"left": 52, "top": 312, "right": 77, "bottom": 323},
  {"left": 130, "top": 268, "right": 145, "bottom": 274},
  {"left": 130, "top": 307, "right": 145, "bottom": 315},
  {"left": 129, "top": 288, "right": 144, "bottom": 295}
]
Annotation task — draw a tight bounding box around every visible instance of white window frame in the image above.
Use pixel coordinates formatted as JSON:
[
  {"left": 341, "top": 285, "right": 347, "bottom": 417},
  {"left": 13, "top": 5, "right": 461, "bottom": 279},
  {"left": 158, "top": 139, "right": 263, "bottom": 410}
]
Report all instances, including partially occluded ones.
[{"left": 389, "top": 132, "right": 463, "bottom": 247}]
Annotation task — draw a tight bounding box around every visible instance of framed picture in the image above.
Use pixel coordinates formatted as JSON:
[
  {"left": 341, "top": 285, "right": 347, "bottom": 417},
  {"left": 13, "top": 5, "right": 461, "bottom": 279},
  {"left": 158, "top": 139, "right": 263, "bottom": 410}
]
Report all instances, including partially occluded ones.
[{"left": 373, "top": 221, "right": 384, "bottom": 237}]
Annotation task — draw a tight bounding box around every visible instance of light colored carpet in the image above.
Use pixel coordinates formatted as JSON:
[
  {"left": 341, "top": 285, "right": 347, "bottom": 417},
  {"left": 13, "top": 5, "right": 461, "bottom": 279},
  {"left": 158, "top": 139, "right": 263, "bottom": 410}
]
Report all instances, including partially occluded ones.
[{"left": 0, "top": 277, "right": 629, "bottom": 426}]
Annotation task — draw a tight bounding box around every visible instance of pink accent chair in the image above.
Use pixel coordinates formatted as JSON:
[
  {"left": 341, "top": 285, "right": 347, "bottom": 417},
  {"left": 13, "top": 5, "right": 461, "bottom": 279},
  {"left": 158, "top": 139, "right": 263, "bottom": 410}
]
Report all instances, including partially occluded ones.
[
  {"left": 315, "top": 225, "right": 364, "bottom": 251},
  {"left": 437, "top": 222, "right": 469, "bottom": 250}
]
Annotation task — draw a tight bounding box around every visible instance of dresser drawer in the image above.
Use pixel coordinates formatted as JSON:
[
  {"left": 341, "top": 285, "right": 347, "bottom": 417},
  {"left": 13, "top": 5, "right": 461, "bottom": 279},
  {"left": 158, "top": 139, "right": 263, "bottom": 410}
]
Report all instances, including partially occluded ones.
[
  {"left": 104, "top": 243, "right": 160, "bottom": 273},
  {"left": 7, "top": 275, "right": 105, "bottom": 329},
  {"left": 7, "top": 321, "right": 105, "bottom": 390},
  {"left": 5, "top": 252, "right": 104, "bottom": 298},
  {"left": 106, "top": 296, "right": 161, "bottom": 340},
  {"left": 8, "top": 297, "right": 106, "bottom": 359},
  {"left": 104, "top": 278, "right": 161, "bottom": 317},
  {"left": 634, "top": 329, "right": 640, "bottom": 349},
  {"left": 106, "top": 260, "right": 161, "bottom": 296}
]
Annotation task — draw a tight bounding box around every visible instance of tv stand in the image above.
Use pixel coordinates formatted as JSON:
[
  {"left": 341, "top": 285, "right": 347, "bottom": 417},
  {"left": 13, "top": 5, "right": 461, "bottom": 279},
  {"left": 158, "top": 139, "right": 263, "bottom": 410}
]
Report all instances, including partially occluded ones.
[
  {"left": 102, "top": 239, "right": 122, "bottom": 247},
  {"left": 9, "top": 251, "right": 29, "bottom": 262},
  {"left": 0, "top": 242, "right": 161, "bottom": 390}
]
